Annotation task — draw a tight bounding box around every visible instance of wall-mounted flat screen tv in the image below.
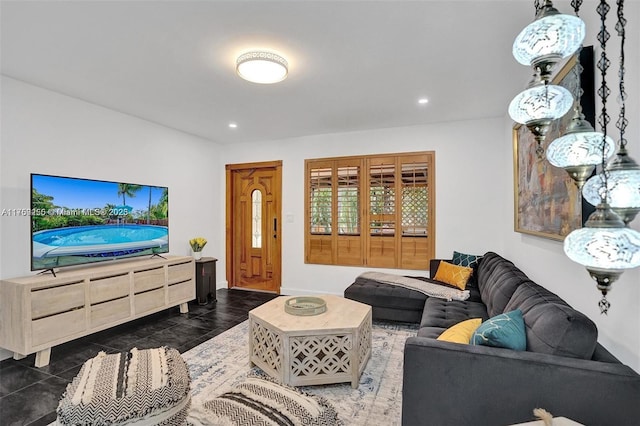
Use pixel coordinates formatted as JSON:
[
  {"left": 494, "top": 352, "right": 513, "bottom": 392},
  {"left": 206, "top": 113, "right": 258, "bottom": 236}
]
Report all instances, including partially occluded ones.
[{"left": 31, "top": 174, "right": 169, "bottom": 271}]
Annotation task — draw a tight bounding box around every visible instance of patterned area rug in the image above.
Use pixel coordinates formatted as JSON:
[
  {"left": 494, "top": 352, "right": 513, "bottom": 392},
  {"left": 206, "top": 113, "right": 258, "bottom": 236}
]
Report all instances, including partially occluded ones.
[{"left": 183, "top": 320, "right": 417, "bottom": 426}]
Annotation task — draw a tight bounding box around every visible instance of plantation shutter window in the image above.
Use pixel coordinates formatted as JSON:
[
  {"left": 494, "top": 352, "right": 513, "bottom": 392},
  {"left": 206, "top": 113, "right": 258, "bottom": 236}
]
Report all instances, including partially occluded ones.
[{"left": 305, "top": 151, "right": 434, "bottom": 269}]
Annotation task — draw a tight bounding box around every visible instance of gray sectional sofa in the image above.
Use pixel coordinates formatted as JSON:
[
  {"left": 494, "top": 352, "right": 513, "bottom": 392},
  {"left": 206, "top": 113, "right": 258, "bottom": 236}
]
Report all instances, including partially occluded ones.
[{"left": 345, "top": 251, "right": 640, "bottom": 425}]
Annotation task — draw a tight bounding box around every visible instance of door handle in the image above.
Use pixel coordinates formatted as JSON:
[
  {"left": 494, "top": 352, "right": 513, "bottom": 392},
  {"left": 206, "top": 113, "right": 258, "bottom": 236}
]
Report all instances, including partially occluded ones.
[{"left": 273, "top": 218, "right": 277, "bottom": 238}]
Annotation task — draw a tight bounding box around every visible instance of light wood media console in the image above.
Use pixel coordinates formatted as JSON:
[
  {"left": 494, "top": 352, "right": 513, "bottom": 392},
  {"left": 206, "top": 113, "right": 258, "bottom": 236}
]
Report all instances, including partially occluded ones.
[{"left": 0, "top": 256, "right": 195, "bottom": 367}]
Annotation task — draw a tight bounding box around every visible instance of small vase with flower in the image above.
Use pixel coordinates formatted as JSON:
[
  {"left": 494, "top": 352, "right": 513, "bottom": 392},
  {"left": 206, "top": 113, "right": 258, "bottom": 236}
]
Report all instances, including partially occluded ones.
[{"left": 189, "top": 237, "right": 207, "bottom": 260}]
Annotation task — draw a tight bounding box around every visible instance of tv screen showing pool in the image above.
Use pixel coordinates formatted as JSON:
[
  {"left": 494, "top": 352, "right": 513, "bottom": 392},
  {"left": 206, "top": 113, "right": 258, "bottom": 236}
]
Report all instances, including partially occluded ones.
[{"left": 31, "top": 174, "right": 169, "bottom": 271}]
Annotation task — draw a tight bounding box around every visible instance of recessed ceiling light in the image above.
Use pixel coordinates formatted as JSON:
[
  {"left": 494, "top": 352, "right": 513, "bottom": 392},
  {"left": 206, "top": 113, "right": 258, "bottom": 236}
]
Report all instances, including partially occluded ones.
[
  {"left": 418, "top": 98, "right": 429, "bottom": 105},
  {"left": 228, "top": 123, "right": 238, "bottom": 129},
  {"left": 236, "top": 51, "right": 288, "bottom": 84}
]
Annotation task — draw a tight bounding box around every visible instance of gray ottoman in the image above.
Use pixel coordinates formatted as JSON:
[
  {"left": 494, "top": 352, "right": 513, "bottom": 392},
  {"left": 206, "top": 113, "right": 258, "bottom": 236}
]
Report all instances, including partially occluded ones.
[
  {"left": 56, "top": 346, "right": 191, "bottom": 426},
  {"left": 344, "top": 279, "right": 427, "bottom": 323}
]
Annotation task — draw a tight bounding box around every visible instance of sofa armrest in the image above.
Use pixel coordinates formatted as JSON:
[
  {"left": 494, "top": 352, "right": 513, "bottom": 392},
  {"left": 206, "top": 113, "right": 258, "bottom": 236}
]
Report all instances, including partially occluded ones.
[{"left": 402, "top": 336, "right": 640, "bottom": 426}]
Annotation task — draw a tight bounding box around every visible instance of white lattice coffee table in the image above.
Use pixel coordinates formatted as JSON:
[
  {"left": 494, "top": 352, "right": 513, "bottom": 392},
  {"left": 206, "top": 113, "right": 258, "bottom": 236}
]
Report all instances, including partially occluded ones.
[{"left": 249, "top": 294, "right": 372, "bottom": 388}]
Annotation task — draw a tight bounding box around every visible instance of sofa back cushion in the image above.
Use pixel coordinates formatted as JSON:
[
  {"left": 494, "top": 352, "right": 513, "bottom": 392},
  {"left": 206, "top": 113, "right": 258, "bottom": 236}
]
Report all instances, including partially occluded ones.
[
  {"left": 504, "top": 281, "right": 598, "bottom": 359},
  {"left": 476, "top": 252, "right": 529, "bottom": 317}
]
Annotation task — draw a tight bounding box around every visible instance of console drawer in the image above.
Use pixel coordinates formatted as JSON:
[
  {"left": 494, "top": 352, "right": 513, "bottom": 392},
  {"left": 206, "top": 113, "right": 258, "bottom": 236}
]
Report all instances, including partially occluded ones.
[
  {"left": 133, "top": 267, "right": 165, "bottom": 293},
  {"left": 90, "top": 273, "right": 130, "bottom": 304},
  {"left": 168, "top": 262, "right": 193, "bottom": 284},
  {"left": 31, "top": 281, "right": 84, "bottom": 319},
  {"left": 168, "top": 280, "right": 194, "bottom": 303},
  {"left": 134, "top": 288, "right": 165, "bottom": 315},
  {"left": 91, "top": 298, "right": 130, "bottom": 328},
  {"left": 32, "top": 308, "right": 85, "bottom": 347}
]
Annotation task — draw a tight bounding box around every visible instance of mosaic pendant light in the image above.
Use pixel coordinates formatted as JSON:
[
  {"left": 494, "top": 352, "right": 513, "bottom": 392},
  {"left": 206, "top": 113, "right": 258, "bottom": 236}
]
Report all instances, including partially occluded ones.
[{"left": 513, "top": 0, "right": 585, "bottom": 79}]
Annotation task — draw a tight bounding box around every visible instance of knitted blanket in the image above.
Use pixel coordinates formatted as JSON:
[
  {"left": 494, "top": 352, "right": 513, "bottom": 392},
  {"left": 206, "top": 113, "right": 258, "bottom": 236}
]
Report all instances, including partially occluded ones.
[{"left": 358, "top": 271, "right": 469, "bottom": 301}]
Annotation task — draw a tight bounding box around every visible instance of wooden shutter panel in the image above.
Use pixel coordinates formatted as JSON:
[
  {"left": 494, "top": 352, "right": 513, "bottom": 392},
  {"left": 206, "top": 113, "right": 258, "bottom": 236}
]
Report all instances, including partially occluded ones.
[
  {"left": 367, "top": 157, "right": 397, "bottom": 268},
  {"left": 336, "top": 159, "right": 363, "bottom": 266},
  {"left": 399, "top": 155, "right": 431, "bottom": 269},
  {"left": 306, "top": 160, "right": 333, "bottom": 264}
]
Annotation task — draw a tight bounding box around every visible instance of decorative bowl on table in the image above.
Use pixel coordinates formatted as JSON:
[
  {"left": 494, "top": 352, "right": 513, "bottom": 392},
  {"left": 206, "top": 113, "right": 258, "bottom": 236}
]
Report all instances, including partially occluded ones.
[{"left": 284, "top": 296, "right": 327, "bottom": 316}]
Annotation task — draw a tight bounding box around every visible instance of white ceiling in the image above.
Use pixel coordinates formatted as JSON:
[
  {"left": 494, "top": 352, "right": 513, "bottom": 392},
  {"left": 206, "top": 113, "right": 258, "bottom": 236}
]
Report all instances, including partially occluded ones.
[{"left": 1, "top": 0, "right": 538, "bottom": 145}]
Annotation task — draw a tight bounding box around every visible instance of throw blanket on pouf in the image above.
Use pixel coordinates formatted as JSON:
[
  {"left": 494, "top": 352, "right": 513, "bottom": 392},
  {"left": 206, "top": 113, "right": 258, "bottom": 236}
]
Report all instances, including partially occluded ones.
[{"left": 358, "top": 271, "right": 469, "bottom": 301}]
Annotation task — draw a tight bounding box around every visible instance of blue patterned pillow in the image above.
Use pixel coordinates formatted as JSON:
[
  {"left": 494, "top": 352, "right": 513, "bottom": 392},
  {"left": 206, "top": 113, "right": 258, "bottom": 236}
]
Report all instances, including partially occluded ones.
[
  {"left": 452, "top": 251, "right": 482, "bottom": 269},
  {"left": 471, "top": 309, "right": 526, "bottom": 351}
]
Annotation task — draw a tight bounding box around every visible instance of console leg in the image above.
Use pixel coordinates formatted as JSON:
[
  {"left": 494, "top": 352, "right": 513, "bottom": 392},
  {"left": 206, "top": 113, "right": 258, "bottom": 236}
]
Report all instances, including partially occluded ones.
[
  {"left": 35, "top": 348, "right": 51, "bottom": 368},
  {"left": 179, "top": 302, "right": 189, "bottom": 314},
  {"left": 13, "top": 352, "right": 26, "bottom": 360}
]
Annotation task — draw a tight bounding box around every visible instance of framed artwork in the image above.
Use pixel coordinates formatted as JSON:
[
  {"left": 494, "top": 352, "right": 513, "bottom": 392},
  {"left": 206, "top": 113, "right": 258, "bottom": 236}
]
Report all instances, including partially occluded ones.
[{"left": 513, "top": 47, "right": 596, "bottom": 241}]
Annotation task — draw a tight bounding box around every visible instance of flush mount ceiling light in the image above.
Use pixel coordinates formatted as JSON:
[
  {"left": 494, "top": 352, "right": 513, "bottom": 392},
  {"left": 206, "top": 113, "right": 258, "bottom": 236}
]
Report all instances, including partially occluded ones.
[{"left": 236, "top": 51, "right": 288, "bottom": 84}]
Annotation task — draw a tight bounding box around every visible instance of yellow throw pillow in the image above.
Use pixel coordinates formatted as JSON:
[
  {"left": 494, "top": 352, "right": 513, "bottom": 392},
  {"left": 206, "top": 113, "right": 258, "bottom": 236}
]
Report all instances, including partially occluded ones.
[
  {"left": 433, "top": 261, "right": 473, "bottom": 290},
  {"left": 437, "top": 318, "right": 482, "bottom": 344}
]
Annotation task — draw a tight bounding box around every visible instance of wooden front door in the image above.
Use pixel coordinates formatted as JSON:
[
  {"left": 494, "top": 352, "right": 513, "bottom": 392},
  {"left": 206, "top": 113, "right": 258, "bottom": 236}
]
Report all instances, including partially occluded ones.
[{"left": 226, "top": 161, "right": 282, "bottom": 293}]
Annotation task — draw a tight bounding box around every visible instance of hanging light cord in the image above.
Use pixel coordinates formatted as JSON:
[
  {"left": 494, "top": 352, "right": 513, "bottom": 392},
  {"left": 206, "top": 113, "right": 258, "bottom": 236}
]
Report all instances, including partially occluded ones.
[
  {"left": 597, "top": 0, "right": 611, "bottom": 203},
  {"left": 534, "top": 0, "right": 542, "bottom": 15},
  {"left": 571, "top": 0, "right": 585, "bottom": 115},
  {"left": 571, "top": 0, "right": 584, "bottom": 15},
  {"left": 616, "top": 0, "right": 628, "bottom": 150}
]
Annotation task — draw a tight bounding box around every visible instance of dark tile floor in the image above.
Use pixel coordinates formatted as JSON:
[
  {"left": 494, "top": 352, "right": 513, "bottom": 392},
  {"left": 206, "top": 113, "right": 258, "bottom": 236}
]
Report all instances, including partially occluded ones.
[{"left": 0, "top": 289, "right": 278, "bottom": 426}]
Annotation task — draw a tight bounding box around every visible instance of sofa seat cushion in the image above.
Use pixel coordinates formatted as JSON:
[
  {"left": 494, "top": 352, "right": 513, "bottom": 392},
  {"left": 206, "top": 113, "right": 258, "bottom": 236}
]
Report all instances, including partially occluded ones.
[
  {"left": 464, "top": 282, "right": 483, "bottom": 303},
  {"left": 419, "top": 297, "right": 489, "bottom": 330},
  {"left": 417, "top": 326, "right": 449, "bottom": 339},
  {"left": 476, "top": 252, "right": 530, "bottom": 317},
  {"left": 504, "top": 281, "right": 598, "bottom": 359},
  {"left": 344, "top": 278, "right": 427, "bottom": 311}
]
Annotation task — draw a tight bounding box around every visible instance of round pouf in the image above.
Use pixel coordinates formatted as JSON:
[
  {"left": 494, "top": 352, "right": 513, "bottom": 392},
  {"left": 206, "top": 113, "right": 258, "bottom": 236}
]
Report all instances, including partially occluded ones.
[{"left": 56, "top": 346, "right": 191, "bottom": 426}]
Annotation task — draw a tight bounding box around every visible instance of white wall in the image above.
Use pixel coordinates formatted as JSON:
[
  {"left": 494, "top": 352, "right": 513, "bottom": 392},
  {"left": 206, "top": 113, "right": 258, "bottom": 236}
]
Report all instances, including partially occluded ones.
[
  {"left": 219, "top": 118, "right": 507, "bottom": 295},
  {"left": 0, "top": 77, "right": 222, "bottom": 359}
]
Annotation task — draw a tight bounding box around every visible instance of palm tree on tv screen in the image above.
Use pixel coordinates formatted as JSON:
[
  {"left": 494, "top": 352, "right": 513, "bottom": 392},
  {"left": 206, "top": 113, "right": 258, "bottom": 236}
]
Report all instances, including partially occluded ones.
[
  {"left": 147, "top": 187, "right": 169, "bottom": 224},
  {"left": 117, "top": 183, "right": 142, "bottom": 206},
  {"left": 158, "top": 188, "right": 168, "bottom": 218},
  {"left": 117, "top": 183, "right": 142, "bottom": 223},
  {"left": 147, "top": 187, "right": 152, "bottom": 224}
]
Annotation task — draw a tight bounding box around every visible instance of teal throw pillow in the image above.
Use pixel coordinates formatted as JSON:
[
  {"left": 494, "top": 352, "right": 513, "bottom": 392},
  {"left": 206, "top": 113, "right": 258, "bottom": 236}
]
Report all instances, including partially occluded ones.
[
  {"left": 452, "top": 251, "right": 482, "bottom": 269},
  {"left": 471, "top": 309, "right": 527, "bottom": 351}
]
